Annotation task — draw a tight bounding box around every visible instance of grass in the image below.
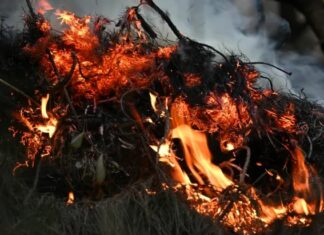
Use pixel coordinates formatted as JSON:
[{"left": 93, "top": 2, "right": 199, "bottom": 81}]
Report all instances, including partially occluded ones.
[
  {"left": 0, "top": 20, "right": 323, "bottom": 235},
  {"left": 1, "top": 145, "right": 324, "bottom": 235},
  {"left": 0, "top": 153, "right": 224, "bottom": 235}
]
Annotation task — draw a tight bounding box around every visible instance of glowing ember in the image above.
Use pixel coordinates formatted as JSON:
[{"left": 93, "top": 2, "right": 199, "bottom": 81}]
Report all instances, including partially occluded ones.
[
  {"left": 10, "top": 1, "right": 324, "bottom": 233},
  {"left": 149, "top": 92, "right": 158, "bottom": 113},
  {"left": 36, "top": 94, "right": 58, "bottom": 138},
  {"left": 66, "top": 191, "right": 75, "bottom": 205},
  {"left": 41, "top": 93, "right": 50, "bottom": 119},
  {"left": 225, "top": 142, "right": 235, "bottom": 151}
]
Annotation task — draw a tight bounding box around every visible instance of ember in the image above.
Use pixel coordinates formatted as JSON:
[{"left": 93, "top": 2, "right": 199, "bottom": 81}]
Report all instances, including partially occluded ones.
[
  {"left": 3, "top": 0, "right": 324, "bottom": 234},
  {"left": 66, "top": 191, "right": 75, "bottom": 205}
]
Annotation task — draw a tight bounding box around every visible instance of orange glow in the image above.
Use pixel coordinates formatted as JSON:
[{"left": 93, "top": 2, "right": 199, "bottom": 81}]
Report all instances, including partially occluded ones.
[
  {"left": 172, "top": 124, "right": 233, "bottom": 188},
  {"left": 66, "top": 191, "right": 75, "bottom": 205},
  {"left": 292, "top": 197, "right": 310, "bottom": 215},
  {"left": 41, "top": 94, "right": 50, "bottom": 119},
  {"left": 149, "top": 92, "right": 158, "bottom": 113},
  {"left": 13, "top": 3, "right": 324, "bottom": 233},
  {"left": 225, "top": 142, "right": 235, "bottom": 151},
  {"left": 37, "top": 94, "right": 58, "bottom": 138},
  {"left": 36, "top": 119, "right": 57, "bottom": 138},
  {"left": 292, "top": 147, "right": 310, "bottom": 196},
  {"left": 170, "top": 99, "right": 233, "bottom": 188},
  {"left": 157, "top": 46, "right": 177, "bottom": 59}
]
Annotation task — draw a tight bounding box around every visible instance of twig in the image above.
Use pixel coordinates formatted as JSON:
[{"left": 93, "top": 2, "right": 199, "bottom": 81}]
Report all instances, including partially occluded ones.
[
  {"left": 120, "top": 88, "right": 141, "bottom": 121},
  {"left": 186, "top": 39, "right": 230, "bottom": 64},
  {"left": 135, "top": 8, "right": 157, "bottom": 39},
  {"left": 0, "top": 78, "right": 39, "bottom": 106},
  {"left": 217, "top": 186, "right": 240, "bottom": 222},
  {"left": 46, "top": 49, "right": 79, "bottom": 123},
  {"left": 265, "top": 170, "right": 284, "bottom": 197},
  {"left": 312, "top": 127, "right": 324, "bottom": 141},
  {"left": 156, "top": 100, "right": 170, "bottom": 165},
  {"left": 266, "top": 130, "right": 278, "bottom": 149},
  {"left": 140, "top": 134, "right": 168, "bottom": 183},
  {"left": 245, "top": 62, "right": 292, "bottom": 76},
  {"left": 252, "top": 172, "right": 267, "bottom": 186},
  {"left": 260, "top": 75, "right": 274, "bottom": 91},
  {"left": 23, "top": 148, "right": 43, "bottom": 205},
  {"left": 63, "top": 89, "right": 79, "bottom": 121},
  {"left": 143, "top": 0, "right": 183, "bottom": 40},
  {"left": 240, "top": 146, "right": 251, "bottom": 184},
  {"left": 25, "top": 0, "right": 37, "bottom": 20},
  {"left": 219, "top": 160, "right": 242, "bottom": 174},
  {"left": 46, "top": 49, "right": 77, "bottom": 90}
]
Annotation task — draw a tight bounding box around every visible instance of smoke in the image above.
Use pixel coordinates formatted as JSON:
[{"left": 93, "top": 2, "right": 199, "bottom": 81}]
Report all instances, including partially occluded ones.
[{"left": 1, "top": 0, "right": 324, "bottom": 102}]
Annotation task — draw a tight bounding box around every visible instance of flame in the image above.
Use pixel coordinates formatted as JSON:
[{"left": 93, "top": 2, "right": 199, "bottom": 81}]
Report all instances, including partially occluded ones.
[
  {"left": 172, "top": 124, "right": 233, "bottom": 189},
  {"left": 41, "top": 94, "right": 50, "bottom": 119},
  {"left": 149, "top": 92, "right": 158, "bottom": 113},
  {"left": 170, "top": 99, "right": 233, "bottom": 189},
  {"left": 66, "top": 191, "right": 75, "bottom": 205},
  {"left": 225, "top": 142, "right": 235, "bottom": 152},
  {"left": 14, "top": 3, "right": 324, "bottom": 233},
  {"left": 36, "top": 94, "right": 58, "bottom": 138},
  {"left": 293, "top": 198, "right": 310, "bottom": 215},
  {"left": 36, "top": 120, "right": 57, "bottom": 138},
  {"left": 289, "top": 147, "right": 323, "bottom": 219},
  {"left": 149, "top": 98, "right": 323, "bottom": 232},
  {"left": 292, "top": 147, "right": 310, "bottom": 196}
]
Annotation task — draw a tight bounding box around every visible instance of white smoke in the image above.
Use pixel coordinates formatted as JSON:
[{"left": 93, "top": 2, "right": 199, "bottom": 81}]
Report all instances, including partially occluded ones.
[{"left": 2, "top": 0, "right": 324, "bottom": 102}]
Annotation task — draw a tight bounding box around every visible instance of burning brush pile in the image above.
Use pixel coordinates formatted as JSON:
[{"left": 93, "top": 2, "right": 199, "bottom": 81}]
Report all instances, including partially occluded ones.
[{"left": 2, "top": 0, "right": 324, "bottom": 234}]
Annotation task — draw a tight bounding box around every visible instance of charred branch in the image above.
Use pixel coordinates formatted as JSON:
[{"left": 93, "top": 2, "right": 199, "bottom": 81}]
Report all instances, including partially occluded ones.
[
  {"left": 142, "top": 0, "right": 184, "bottom": 40},
  {"left": 135, "top": 8, "right": 157, "bottom": 39}
]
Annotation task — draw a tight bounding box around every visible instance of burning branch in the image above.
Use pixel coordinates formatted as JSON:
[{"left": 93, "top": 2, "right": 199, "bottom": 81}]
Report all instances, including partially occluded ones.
[
  {"left": 3, "top": 1, "right": 323, "bottom": 234},
  {"left": 45, "top": 49, "right": 79, "bottom": 123}
]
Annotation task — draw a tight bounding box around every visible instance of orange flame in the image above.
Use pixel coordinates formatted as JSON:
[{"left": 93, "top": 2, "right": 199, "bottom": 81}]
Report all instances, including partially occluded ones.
[
  {"left": 149, "top": 92, "right": 158, "bottom": 113},
  {"left": 66, "top": 191, "right": 75, "bottom": 205},
  {"left": 41, "top": 93, "right": 50, "bottom": 119},
  {"left": 149, "top": 98, "right": 324, "bottom": 231},
  {"left": 17, "top": 4, "right": 324, "bottom": 232},
  {"left": 289, "top": 147, "right": 323, "bottom": 219},
  {"left": 292, "top": 147, "right": 310, "bottom": 196},
  {"left": 36, "top": 94, "right": 58, "bottom": 138},
  {"left": 172, "top": 124, "right": 233, "bottom": 189}
]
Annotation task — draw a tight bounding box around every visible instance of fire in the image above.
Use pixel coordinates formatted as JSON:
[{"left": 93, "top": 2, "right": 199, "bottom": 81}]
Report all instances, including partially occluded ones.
[
  {"left": 292, "top": 147, "right": 310, "bottom": 195},
  {"left": 36, "top": 94, "right": 58, "bottom": 138},
  {"left": 149, "top": 92, "right": 158, "bottom": 113},
  {"left": 171, "top": 110, "right": 233, "bottom": 188},
  {"left": 149, "top": 98, "right": 323, "bottom": 232},
  {"left": 10, "top": 1, "right": 324, "bottom": 233},
  {"left": 41, "top": 93, "right": 50, "bottom": 119},
  {"left": 66, "top": 191, "right": 75, "bottom": 205},
  {"left": 13, "top": 93, "right": 59, "bottom": 166},
  {"left": 36, "top": 120, "right": 57, "bottom": 138},
  {"left": 293, "top": 198, "right": 310, "bottom": 215},
  {"left": 225, "top": 142, "right": 235, "bottom": 151},
  {"left": 288, "top": 146, "right": 323, "bottom": 221}
]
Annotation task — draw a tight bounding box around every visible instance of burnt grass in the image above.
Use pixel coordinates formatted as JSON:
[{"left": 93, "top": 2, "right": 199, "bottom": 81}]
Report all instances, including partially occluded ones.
[{"left": 1, "top": 10, "right": 324, "bottom": 235}]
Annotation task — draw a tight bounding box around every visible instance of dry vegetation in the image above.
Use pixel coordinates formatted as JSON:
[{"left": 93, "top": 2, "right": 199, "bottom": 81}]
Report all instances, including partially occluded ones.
[{"left": 1, "top": 1, "right": 324, "bottom": 234}]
